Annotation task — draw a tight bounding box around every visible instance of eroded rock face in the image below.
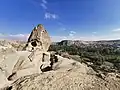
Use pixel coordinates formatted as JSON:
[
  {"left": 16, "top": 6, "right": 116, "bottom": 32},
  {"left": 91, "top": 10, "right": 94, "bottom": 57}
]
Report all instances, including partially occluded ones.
[
  {"left": 10, "top": 24, "right": 52, "bottom": 79},
  {"left": 24, "top": 24, "right": 51, "bottom": 52},
  {"left": 0, "top": 24, "right": 52, "bottom": 88}
]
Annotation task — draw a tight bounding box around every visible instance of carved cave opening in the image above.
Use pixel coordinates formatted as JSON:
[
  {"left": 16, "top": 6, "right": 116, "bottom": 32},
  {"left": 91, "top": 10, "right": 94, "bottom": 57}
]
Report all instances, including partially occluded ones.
[{"left": 31, "top": 41, "right": 37, "bottom": 47}]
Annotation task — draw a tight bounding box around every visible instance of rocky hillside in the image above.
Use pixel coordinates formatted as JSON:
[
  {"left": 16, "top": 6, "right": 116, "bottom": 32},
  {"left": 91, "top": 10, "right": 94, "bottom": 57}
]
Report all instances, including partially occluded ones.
[
  {"left": 1, "top": 55, "right": 120, "bottom": 90},
  {"left": 55, "top": 40, "right": 120, "bottom": 47},
  {"left": 0, "top": 39, "right": 26, "bottom": 51},
  {"left": 0, "top": 24, "right": 120, "bottom": 90},
  {"left": 0, "top": 39, "right": 120, "bottom": 90}
]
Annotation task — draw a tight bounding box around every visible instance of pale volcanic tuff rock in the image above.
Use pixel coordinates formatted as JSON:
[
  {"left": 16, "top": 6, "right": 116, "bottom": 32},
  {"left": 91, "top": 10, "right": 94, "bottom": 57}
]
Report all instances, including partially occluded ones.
[
  {"left": 0, "top": 24, "right": 52, "bottom": 88},
  {"left": 1, "top": 24, "right": 120, "bottom": 90},
  {"left": 24, "top": 24, "right": 51, "bottom": 52},
  {"left": 2, "top": 56, "right": 120, "bottom": 90}
]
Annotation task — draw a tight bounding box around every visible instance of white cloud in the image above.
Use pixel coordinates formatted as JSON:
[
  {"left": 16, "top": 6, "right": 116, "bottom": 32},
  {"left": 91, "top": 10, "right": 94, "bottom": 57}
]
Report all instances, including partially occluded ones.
[
  {"left": 1, "top": 31, "right": 120, "bottom": 42},
  {"left": 0, "top": 33, "right": 29, "bottom": 41},
  {"left": 92, "top": 32, "right": 97, "bottom": 34},
  {"left": 44, "top": 12, "right": 58, "bottom": 19},
  {"left": 42, "top": 0, "right": 47, "bottom": 4},
  {"left": 69, "top": 31, "right": 76, "bottom": 37},
  {"left": 70, "top": 31, "right": 76, "bottom": 34},
  {"left": 69, "top": 34, "right": 73, "bottom": 37},
  {"left": 0, "top": 33, "right": 84, "bottom": 42},
  {"left": 31, "top": 0, "right": 59, "bottom": 20},
  {"left": 51, "top": 34, "right": 120, "bottom": 42},
  {"left": 40, "top": 0, "right": 47, "bottom": 9},
  {"left": 112, "top": 28, "right": 120, "bottom": 32},
  {"left": 40, "top": 3, "right": 47, "bottom": 9},
  {"left": 51, "top": 30, "right": 120, "bottom": 41},
  {"left": 40, "top": 0, "right": 59, "bottom": 20}
]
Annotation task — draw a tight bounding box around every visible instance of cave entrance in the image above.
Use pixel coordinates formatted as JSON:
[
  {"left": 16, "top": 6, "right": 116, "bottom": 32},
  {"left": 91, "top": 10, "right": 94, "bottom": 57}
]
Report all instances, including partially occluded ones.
[{"left": 31, "top": 41, "right": 37, "bottom": 47}]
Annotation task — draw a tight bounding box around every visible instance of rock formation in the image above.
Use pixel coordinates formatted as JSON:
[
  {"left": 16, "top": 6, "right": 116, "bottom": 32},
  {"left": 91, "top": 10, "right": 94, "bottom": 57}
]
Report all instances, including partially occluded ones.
[
  {"left": 12, "top": 24, "right": 52, "bottom": 77},
  {"left": 1, "top": 24, "right": 120, "bottom": 90},
  {"left": 0, "top": 24, "right": 52, "bottom": 88},
  {"left": 23, "top": 24, "right": 51, "bottom": 52},
  {"left": 1, "top": 55, "right": 120, "bottom": 90}
]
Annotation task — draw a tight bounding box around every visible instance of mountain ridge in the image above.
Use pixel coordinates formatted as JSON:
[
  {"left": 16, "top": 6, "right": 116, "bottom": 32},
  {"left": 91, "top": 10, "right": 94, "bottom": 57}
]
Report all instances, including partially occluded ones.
[{"left": 52, "top": 39, "right": 120, "bottom": 46}]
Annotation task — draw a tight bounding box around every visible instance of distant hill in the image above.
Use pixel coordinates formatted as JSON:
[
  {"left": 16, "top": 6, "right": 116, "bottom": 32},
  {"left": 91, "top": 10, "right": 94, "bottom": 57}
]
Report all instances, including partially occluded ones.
[{"left": 52, "top": 39, "right": 120, "bottom": 47}]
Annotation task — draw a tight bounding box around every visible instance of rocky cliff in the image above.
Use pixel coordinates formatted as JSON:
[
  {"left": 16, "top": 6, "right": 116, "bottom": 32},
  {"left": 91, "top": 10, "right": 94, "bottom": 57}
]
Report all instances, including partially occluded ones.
[{"left": 24, "top": 24, "right": 51, "bottom": 52}]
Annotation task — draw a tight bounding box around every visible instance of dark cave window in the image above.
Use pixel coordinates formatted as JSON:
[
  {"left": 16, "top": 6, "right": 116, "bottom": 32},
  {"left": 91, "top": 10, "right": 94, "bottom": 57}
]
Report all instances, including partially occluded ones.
[{"left": 31, "top": 41, "right": 37, "bottom": 47}]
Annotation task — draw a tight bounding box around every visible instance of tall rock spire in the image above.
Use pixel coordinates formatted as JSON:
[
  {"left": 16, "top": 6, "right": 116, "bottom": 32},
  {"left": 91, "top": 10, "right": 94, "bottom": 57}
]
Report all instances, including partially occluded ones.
[{"left": 24, "top": 24, "right": 51, "bottom": 51}]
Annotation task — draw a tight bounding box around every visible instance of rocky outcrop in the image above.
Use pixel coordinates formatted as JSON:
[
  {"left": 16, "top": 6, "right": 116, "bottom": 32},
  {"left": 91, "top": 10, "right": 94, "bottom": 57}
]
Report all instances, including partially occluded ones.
[
  {"left": 1, "top": 24, "right": 120, "bottom": 90},
  {"left": 2, "top": 56, "right": 120, "bottom": 90},
  {"left": 0, "top": 24, "right": 52, "bottom": 88},
  {"left": 24, "top": 24, "right": 51, "bottom": 52}
]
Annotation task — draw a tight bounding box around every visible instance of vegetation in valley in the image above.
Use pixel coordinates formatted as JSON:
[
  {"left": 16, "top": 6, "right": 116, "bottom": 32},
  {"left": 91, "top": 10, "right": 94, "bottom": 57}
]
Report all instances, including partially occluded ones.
[{"left": 49, "top": 43, "right": 120, "bottom": 73}]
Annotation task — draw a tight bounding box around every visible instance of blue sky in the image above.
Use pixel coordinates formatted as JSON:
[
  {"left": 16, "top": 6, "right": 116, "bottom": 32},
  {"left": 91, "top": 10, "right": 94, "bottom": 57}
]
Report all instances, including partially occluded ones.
[{"left": 0, "top": 0, "right": 120, "bottom": 41}]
